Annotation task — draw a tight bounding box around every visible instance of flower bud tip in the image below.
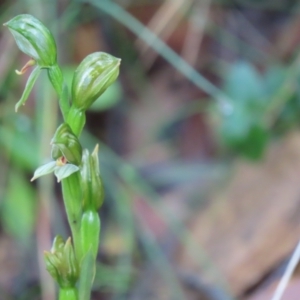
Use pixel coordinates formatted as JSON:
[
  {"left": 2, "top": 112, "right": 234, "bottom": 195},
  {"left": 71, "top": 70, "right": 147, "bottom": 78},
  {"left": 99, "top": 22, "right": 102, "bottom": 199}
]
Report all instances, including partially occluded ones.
[{"left": 92, "top": 144, "right": 99, "bottom": 156}]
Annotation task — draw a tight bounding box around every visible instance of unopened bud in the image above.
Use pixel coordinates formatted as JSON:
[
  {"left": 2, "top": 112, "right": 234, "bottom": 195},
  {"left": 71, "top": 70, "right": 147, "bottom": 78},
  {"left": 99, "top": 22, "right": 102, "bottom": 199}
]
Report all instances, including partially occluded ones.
[
  {"left": 51, "top": 123, "right": 82, "bottom": 165},
  {"left": 4, "top": 14, "right": 57, "bottom": 67},
  {"left": 44, "top": 236, "right": 79, "bottom": 288},
  {"left": 71, "top": 52, "right": 121, "bottom": 111},
  {"left": 80, "top": 145, "right": 104, "bottom": 211}
]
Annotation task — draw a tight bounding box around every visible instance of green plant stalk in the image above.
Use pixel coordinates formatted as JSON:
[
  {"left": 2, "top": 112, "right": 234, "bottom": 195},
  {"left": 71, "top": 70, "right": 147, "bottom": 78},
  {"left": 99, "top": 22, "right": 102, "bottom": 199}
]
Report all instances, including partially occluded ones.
[
  {"left": 61, "top": 172, "right": 82, "bottom": 260},
  {"left": 5, "top": 14, "right": 121, "bottom": 298},
  {"left": 59, "top": 287, "right": 78, "bottom": 300},
  {"left": 48, "top": 64, "right": 70, "bottom": 121},
  {"left": 67, "top": 105, "right": 86, "bottom": 137}
]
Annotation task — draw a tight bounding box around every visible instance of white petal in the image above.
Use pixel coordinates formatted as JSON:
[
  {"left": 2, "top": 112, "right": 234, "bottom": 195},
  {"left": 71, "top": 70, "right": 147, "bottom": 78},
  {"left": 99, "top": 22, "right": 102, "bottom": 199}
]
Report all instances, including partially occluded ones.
[
  {"left": 31, "top": 161, "right": 56, "bottom": 181},
  {"left": 54, "top": 164, "right": 79, "bottom": 182}
]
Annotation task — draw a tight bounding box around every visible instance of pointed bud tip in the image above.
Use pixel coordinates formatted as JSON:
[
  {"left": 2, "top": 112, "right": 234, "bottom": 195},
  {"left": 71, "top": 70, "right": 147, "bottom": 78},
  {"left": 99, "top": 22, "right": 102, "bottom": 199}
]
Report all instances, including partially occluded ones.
[
  {"left": 65, "top": 237, "right": 72, "bottom": 245},
  {"left": 92, "top": 144, "right": 99, "bottom": 156}
]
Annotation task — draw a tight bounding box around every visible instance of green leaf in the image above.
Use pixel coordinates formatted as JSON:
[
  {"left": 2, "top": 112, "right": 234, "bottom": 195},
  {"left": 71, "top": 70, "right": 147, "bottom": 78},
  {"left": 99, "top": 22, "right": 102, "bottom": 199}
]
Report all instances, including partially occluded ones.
[
  {"left": 236, "top": 125, "right": 269, "bottom": 160},
  {"left": 220, "top": 106, "right": 253, "bottom": 142},
  {"left": 264, "top": 65, "right": 286, "bottom": 96},
  {"left": 31, "top": 161, "right": 56, "bottom": 181},
  {"left": 54, "top": 164, "right": 79, "bottom": 182},
  {"left": 78, "top": 249, "right": 95, "bottom": 300},
  {"left": 2, "top": 170, "right": 36, "bottom": 246},
  {"left": 224, "top": 61, "right": 264, "bottom": 103}
]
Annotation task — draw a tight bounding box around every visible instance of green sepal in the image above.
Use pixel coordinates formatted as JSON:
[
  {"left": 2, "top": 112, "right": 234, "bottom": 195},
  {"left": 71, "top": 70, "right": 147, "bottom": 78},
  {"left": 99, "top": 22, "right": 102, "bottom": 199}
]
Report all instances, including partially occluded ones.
[
  {"left": 80, "top": 145, "right": 104, "bottom": 211},
  {"left": 71, "top": 52, "right": 121, "bottom": 111},
  {"left": 51, "top": 123, "right": 82, "bottom": 165},
  {"left": 44, "top": 236, "right": 79, "bottom": 289},
  {"left": 4, "top": 14, "right": 57, "bottom": 67},
  {"left": 15, "top": 66, "right": 42, "bottom": 112}
]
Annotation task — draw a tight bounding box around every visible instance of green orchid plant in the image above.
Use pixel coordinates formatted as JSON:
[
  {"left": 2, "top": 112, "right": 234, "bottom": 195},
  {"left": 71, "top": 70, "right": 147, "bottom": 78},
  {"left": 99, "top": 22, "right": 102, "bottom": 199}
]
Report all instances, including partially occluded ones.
[{"left": 4, "top": 14, "right": 121, "bottom": 300}]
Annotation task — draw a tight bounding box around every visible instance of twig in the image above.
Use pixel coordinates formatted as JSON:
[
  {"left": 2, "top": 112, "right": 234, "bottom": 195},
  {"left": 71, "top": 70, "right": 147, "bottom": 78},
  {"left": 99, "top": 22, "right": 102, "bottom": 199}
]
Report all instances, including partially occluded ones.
[{"left": 271, "top": 240, "right": 300, "bottom": 300}]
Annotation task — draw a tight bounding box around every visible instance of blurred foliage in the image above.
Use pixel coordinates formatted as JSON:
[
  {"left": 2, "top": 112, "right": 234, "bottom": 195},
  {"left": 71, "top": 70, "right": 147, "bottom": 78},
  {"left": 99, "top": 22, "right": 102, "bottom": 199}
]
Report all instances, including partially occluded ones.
[
  {"left": 1, "top": 0, "right": 300, "bottom": 300},
  {"left": 2, "top": 168, "right": 36, "bottom": 246}
]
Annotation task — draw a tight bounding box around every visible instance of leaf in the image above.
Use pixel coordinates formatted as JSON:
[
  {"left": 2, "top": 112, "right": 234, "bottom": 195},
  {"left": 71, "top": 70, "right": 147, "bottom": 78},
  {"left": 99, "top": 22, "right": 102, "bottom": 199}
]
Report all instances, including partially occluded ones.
[
  {"left": 224, "top": 61, "right": 264, "bottom": 104},
  {"left": 78, "top": 249, "right": 95, "bottom": 300},
  {"left": 15, "top": 66, "right": 42, "bottom": 112},
  {"left": 31, "top": 161, "right": 56, "bottom": 181},
  {"left": 54, "top": 164, "right": 79, "bottom": 182}
]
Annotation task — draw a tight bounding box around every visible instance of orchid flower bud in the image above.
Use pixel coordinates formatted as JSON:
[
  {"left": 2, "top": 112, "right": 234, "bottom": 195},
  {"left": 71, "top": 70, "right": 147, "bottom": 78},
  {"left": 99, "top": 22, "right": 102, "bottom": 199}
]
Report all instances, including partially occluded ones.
[
  {"left": 44, "top": 236, "right": 79, "bottom": 288},
  {"left": 71, "top": 52, "right": 121, "bottom": 111},
  {"left": 51, "top": 123, "right": 82, "bottom": 166},
  {"left": 4, "top": 14, "right": 58, "bottom": 112},
  {"left": 4, "top": 14, "right": 57, "bottom": 67},
  {"left": 80, "top": 145, "right": 104, "bottom": 211}
]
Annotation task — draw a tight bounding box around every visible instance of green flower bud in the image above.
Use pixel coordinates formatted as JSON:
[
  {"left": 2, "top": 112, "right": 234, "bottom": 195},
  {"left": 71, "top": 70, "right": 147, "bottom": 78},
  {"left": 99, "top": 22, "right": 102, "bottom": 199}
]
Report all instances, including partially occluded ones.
[
  {"left": 80, "top": 145, "right": 104, "bottom": 211},
  {"left": 4, "top": 14, "right": 57, "bottom": 67},
  {"left": 72, "top": 52, "right": 121, "bottom": 111},
  {"left": 44, "top": 235, "right": 79, "bottom": 288},
  {"left": 51, "top": 123, "right": 82, "bottom": 165},
  {"left": 51, "top": 144, "right": 63, "bottom": 161}
]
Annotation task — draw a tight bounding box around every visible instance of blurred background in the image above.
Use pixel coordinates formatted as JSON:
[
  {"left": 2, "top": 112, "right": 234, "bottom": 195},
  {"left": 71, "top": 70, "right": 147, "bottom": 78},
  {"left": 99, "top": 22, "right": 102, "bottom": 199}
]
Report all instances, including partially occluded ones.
[{"left": 2, "top": 0, "right": 300, "bottom": 299}]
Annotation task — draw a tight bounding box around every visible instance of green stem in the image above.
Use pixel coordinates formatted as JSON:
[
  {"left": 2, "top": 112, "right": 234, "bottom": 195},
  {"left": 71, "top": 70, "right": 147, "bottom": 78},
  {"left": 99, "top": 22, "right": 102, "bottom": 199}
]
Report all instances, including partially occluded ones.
[
  {"left": 59, "top": 287, "right": 78, "bottom": 300},
  {"left": 48, "top": 64, "right": 70, "bottom": 120},
  {"left": 61, "top": 172, "right": 82, "bottom": 260},
  {"left": 67, "top": 105, "right": 86, "bottom": 137}
]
